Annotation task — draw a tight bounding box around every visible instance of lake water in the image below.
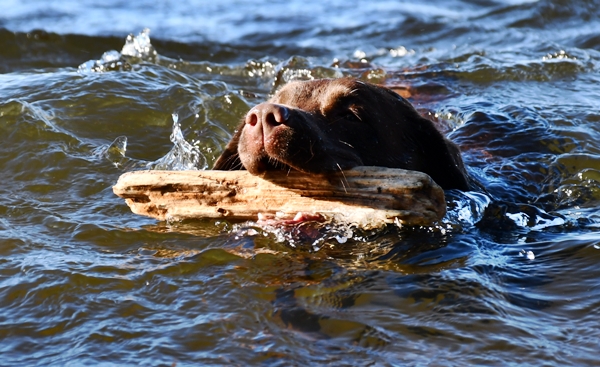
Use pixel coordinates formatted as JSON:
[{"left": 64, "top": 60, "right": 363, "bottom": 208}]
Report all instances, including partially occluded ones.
[{"left": 1, "top": 0, "right": 600, "bottom": 365}]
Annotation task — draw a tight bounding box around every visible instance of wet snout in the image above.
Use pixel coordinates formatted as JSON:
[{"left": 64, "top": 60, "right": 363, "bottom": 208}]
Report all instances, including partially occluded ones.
[{"left": 238, "top": 102, "right": 294, "bottom": 174}]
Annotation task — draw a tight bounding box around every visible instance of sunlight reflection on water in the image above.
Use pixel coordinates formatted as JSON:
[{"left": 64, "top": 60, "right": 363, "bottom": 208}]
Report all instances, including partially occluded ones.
[{"left": 1, "top": 0, "right": 600, "bottom": 365}]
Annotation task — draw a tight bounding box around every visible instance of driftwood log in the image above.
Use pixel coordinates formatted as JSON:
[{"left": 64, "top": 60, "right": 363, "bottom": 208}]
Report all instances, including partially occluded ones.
[{"left": 112, "top": 167, "right": 446, "bottom": 228}]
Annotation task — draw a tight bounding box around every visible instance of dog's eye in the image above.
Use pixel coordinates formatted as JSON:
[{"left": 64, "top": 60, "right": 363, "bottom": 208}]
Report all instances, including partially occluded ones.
[
  {"left": 344, "top": 113, "right": 360, "bottom": 122},
  {"left": 343, "top": 107, "right": 362, "bottom": 123}
]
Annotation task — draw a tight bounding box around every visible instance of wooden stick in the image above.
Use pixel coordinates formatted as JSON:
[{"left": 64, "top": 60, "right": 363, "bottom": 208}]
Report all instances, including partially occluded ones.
[{"left": 112, "top": 167, "right": 446, "bottom": 228}]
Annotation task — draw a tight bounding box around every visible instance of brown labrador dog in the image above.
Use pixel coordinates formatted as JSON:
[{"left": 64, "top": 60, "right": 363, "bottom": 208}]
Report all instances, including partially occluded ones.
[{"left": 213, "top": 78, "right": 469, "bottom": 191}]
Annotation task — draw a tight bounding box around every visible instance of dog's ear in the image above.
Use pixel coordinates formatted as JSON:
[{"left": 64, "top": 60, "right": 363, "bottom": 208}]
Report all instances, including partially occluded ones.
[
  {"left": 213, "top": 125, "right": 244, "bottom": 170},
  {"left": 440, "top": 136, "right": 470, "bottom": 190},
  {"left": 410, "top": 115, "right": 470, "bottom": 191}
]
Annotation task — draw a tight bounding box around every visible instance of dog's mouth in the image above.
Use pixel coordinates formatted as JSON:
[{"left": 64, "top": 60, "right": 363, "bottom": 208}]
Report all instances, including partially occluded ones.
[
  {"left": 236, "top": 103, "right": 364, "bottom": 176},
  {"left": 239, "top": 134, "right": 365, "bottom": 176},
  {"left": 244, "top": 148, "right": 328, "bottom": 176},
  {"left": 244, "top": 153, "right": 363, "bottom": 178},
  {"left": 251, "top": 154, "right": 296, "bottom": 174},
  {"left": 237, "top": 124, "right": 317, "bottom": 175}
]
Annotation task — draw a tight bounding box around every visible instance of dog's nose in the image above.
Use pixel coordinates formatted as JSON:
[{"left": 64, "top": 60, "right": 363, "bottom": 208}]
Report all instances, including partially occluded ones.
[{"left": 245, "top": 103, "right": 290, "bottom": 127}]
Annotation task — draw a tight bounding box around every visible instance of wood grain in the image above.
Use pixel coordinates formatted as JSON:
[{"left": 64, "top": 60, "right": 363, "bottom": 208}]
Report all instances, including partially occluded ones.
[{"left": 112, "top": 167, "right": 446, "bottom": 228}]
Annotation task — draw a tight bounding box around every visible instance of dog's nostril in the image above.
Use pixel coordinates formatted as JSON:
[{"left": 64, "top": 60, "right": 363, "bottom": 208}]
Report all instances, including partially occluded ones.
[
  {"left": 264, "top": 111, "right": 279, "bottom": 126},
  {"left": 245, "top": 109, "right": 259, "bottom": 126},
  {"left": 265, "top": 105, "right": 289, "bottom": 126}
]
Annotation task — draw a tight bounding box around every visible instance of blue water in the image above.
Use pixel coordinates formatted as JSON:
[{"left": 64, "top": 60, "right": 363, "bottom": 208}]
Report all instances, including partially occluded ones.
[{"left": 1, "top": 0, "right": 600, "bottom": 366}]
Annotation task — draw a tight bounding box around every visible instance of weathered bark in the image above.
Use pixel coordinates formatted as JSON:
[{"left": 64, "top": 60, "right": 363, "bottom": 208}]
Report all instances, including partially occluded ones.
[{"left": 112, "top": 167, "right": 446, "bottom": 228}]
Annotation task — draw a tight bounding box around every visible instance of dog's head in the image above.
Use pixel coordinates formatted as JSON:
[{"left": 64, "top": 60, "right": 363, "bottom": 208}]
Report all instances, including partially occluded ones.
[{"left": 214, "top": 78, "right": 469, "bottom": 190}]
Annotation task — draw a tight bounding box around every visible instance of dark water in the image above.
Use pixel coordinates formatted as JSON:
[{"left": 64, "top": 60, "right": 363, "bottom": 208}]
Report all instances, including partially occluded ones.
[{"left": 2, "top": 0, "right": 600, "bottom": 365}]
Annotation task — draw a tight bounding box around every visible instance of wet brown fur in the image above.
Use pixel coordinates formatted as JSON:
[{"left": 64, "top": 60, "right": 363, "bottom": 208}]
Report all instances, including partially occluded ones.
[{"left": 213, "top": 78, "right": 469, "bottom": 190}]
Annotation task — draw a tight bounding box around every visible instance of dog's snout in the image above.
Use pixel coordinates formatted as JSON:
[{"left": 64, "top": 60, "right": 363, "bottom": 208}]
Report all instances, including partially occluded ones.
[{"left": 245, "top": 103, "right": 290, "bottom": 127}]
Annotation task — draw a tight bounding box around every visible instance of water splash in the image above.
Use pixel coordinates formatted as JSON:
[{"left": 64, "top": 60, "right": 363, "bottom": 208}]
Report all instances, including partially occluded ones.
[
  {"left": 519, "top": 249, "right": 536, "bottom": 260},
  {"left": 97, "top": 135, "right": 129, "bottom": 168},
  {"left": 120, "top": 28, "right": 157, "bottom": 60},
  {"left": 506, "top": 210, "right": 566, "bottom": 231},
  {"left": 98, "top": 114, "right": 207, "bottom": 171},
  {"left": 272, "top": 56, "right": 344, "bottom": 91},
  {"left": 445, "top": 190, "right": 491, "bottom": 227},
  {"left": 78, "top": 29, "right": 156, "bottom": 73},
  {"left": 152, "top": 114, "right": 207, "bottom": 170},
  {"left": 94, "top": 135, "right": 154, "bottom": 170},
  {"left": 542, "top": 50, "right": 577, "bottom": 61},
  {"left": 233, "top": 219, "right": 360, "bottom": 252},
  {"left": 78, "top": 50, "right": 132, "bottom": 73}
]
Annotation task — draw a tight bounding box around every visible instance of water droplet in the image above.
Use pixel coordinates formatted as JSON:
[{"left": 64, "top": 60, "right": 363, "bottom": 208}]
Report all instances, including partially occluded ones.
[
  {"left": 335, "top": 235, "right": 348, "bottom": 244},
  {"left": 353, "top": 50, "right": 367, "bottom": 59}
]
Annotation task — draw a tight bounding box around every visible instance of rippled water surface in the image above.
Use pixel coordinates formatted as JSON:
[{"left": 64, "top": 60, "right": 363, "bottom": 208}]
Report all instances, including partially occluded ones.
[{"left": 2, "top": 0, "right": 600, "bottom": 366}]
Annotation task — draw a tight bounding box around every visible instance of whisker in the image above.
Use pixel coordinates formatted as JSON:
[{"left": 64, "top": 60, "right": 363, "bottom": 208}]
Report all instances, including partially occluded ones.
[
  {"left": 336, "top": 163, "right": 349, "bottom": 194},
  {"left": 230, "top": 155, "right": 243, "bottom": 169},
  {"left": 339, "top": 140, "right": 355, "bottom": 149},
  {"left": 217, "top": 153, "right": 243, "bottom": 170},
  {"left": 328, "top": 116, "right": 347, "bottom": 125}
]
